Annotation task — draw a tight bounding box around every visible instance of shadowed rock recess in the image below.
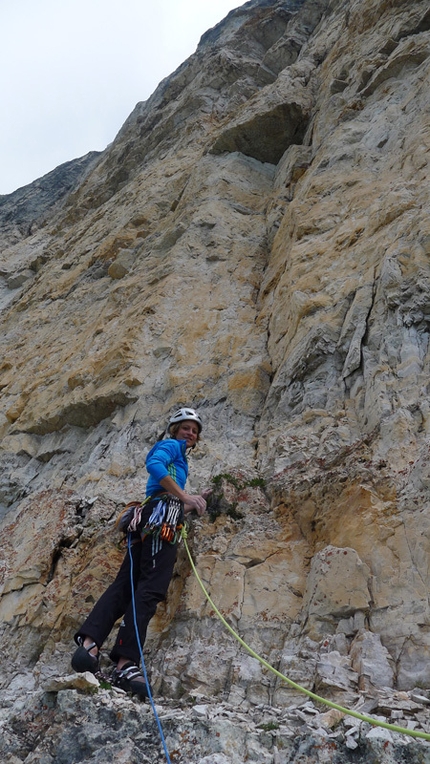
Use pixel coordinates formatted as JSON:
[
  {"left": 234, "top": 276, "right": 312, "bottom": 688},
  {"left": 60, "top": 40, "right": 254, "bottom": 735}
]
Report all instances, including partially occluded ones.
[{"left": 1, "top": 0, "right": 430, "bottom": 761}]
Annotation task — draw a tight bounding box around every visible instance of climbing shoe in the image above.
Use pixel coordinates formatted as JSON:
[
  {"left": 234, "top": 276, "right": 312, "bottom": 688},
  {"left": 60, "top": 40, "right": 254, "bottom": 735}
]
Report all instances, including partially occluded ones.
[
  {"left": 112, "top": 662, "right": 150, "bottom": 699},
  {"left": 71, "top": 638, "right": 100, "bottom": 674}
]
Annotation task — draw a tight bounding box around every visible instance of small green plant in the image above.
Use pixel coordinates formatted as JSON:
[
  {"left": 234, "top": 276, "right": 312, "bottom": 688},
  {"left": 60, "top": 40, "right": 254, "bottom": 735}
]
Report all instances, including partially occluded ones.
[
  {"left": 208, "top": 472, "right": 265, "bottom": 521},
  {"left": 98, "top": 680, "right": 112, "bottom": 690},
  {"left": 226, "top": 502, "right": 244, "bottom": 520},
  {"left": 211, "top": 472, "right": 242, "bottom": 489},
  {"left": 211, "top": 473, "right": 266, "bottom": 491},
  {"left": 258, "top": 721, "right": 280, "bottom": 731},
  {"left": 248, "top": 477, "right": 266, "bottom": 488}
]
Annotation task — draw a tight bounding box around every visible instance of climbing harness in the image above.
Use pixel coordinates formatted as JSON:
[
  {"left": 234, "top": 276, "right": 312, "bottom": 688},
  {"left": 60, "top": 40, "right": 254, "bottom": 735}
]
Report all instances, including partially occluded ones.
[
  {"left": 118, "top": 494, "right": 184, "bottom": 544},
  {"left": 180, "top": 527, "right": 430, "bottom": 743},
  {"left": 127, "top": 532, "right": 173, "bottom": 764}
]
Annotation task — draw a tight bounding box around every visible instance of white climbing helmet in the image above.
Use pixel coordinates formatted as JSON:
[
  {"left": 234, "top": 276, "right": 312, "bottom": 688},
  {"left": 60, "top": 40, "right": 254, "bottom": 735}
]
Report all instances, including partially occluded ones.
[{"left": 167, "top": 407, "right": 203, "bottom": 433}]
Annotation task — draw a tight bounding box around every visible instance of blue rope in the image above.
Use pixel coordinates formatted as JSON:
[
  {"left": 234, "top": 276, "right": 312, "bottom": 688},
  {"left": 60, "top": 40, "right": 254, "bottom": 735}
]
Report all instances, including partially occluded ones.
[{"left": 127, "top": 533, "right": 172, "bottom": 764}]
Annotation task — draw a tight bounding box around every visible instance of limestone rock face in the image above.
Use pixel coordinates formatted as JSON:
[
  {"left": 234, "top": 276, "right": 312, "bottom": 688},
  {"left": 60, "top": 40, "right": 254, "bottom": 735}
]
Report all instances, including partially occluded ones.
[
  {"left": 1, "top": 0, "right": 430, "bottom": 760},
  {"left": 0, "top": 151, "right": 101, "bottom": 248}
]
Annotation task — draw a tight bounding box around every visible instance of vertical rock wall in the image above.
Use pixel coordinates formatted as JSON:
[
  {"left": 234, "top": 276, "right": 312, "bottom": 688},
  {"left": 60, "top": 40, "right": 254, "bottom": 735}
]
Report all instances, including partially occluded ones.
[{"left": 0, "top": 0, "right": 430, "bottom": 734}]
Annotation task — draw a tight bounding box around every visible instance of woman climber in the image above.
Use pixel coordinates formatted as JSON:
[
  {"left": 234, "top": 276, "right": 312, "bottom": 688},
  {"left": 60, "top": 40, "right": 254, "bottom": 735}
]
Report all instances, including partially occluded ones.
[{"left": 71, "top": 407, "right": 210, "bottom": 698}]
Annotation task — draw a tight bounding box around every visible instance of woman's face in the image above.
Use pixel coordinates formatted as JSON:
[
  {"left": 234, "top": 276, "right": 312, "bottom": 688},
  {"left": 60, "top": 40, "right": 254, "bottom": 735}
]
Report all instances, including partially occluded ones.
[{"left": 175, "top": 420, "right": 200, "bottom": 448}]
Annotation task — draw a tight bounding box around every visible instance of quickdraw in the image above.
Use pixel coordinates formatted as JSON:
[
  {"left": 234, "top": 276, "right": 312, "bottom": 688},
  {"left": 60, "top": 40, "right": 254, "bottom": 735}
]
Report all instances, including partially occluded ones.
[
  {"left": 145, "top": 495, "right": 184, "bottom": 544},
  {"left": 117, "top": 494, "right": 184, "bottom": 545}
]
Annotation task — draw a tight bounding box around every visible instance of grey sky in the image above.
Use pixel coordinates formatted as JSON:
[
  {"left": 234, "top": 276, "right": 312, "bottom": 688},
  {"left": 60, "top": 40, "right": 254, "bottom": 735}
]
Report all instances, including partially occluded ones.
[{"left": 0, "top": 0, "right": 241, "bottom": 195}]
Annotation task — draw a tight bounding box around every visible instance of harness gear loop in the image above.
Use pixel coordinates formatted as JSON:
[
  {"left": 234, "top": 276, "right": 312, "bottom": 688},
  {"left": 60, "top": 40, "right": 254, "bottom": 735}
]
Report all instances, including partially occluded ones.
[
  {"left": 117, "top": 494, "right": 184, "bottom": 544},
  {"left": 116, "top": 496, "right": 151, "bottom": 533}
]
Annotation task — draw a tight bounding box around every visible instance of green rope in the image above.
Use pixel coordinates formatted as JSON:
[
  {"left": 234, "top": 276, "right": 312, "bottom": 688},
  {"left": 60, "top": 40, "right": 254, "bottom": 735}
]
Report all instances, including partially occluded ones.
[{"left": 181, "top": 528, "right": 430, "bottom": 742}]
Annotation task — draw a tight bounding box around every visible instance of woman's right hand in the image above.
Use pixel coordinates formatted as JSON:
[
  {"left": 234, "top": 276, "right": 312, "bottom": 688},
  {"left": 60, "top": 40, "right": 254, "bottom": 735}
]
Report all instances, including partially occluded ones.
[
  {"left": 158, "top": 476, "right": 207, "bottom": 515},
  {"left": 183, "top": 494, "right": 207, "bottom": 516}
]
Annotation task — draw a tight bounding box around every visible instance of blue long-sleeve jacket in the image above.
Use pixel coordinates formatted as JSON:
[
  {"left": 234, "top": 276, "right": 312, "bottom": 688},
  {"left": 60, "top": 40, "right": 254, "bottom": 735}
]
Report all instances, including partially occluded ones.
[{"left": 145, "top": 438, "right": 188, "bottom": 498}]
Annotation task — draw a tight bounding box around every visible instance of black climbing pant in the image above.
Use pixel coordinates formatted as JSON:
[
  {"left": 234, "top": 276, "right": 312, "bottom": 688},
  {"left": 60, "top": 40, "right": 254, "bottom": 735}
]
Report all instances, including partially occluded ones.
[{"left": 74, "top": 502, "right": 178, "bottom": 665}]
